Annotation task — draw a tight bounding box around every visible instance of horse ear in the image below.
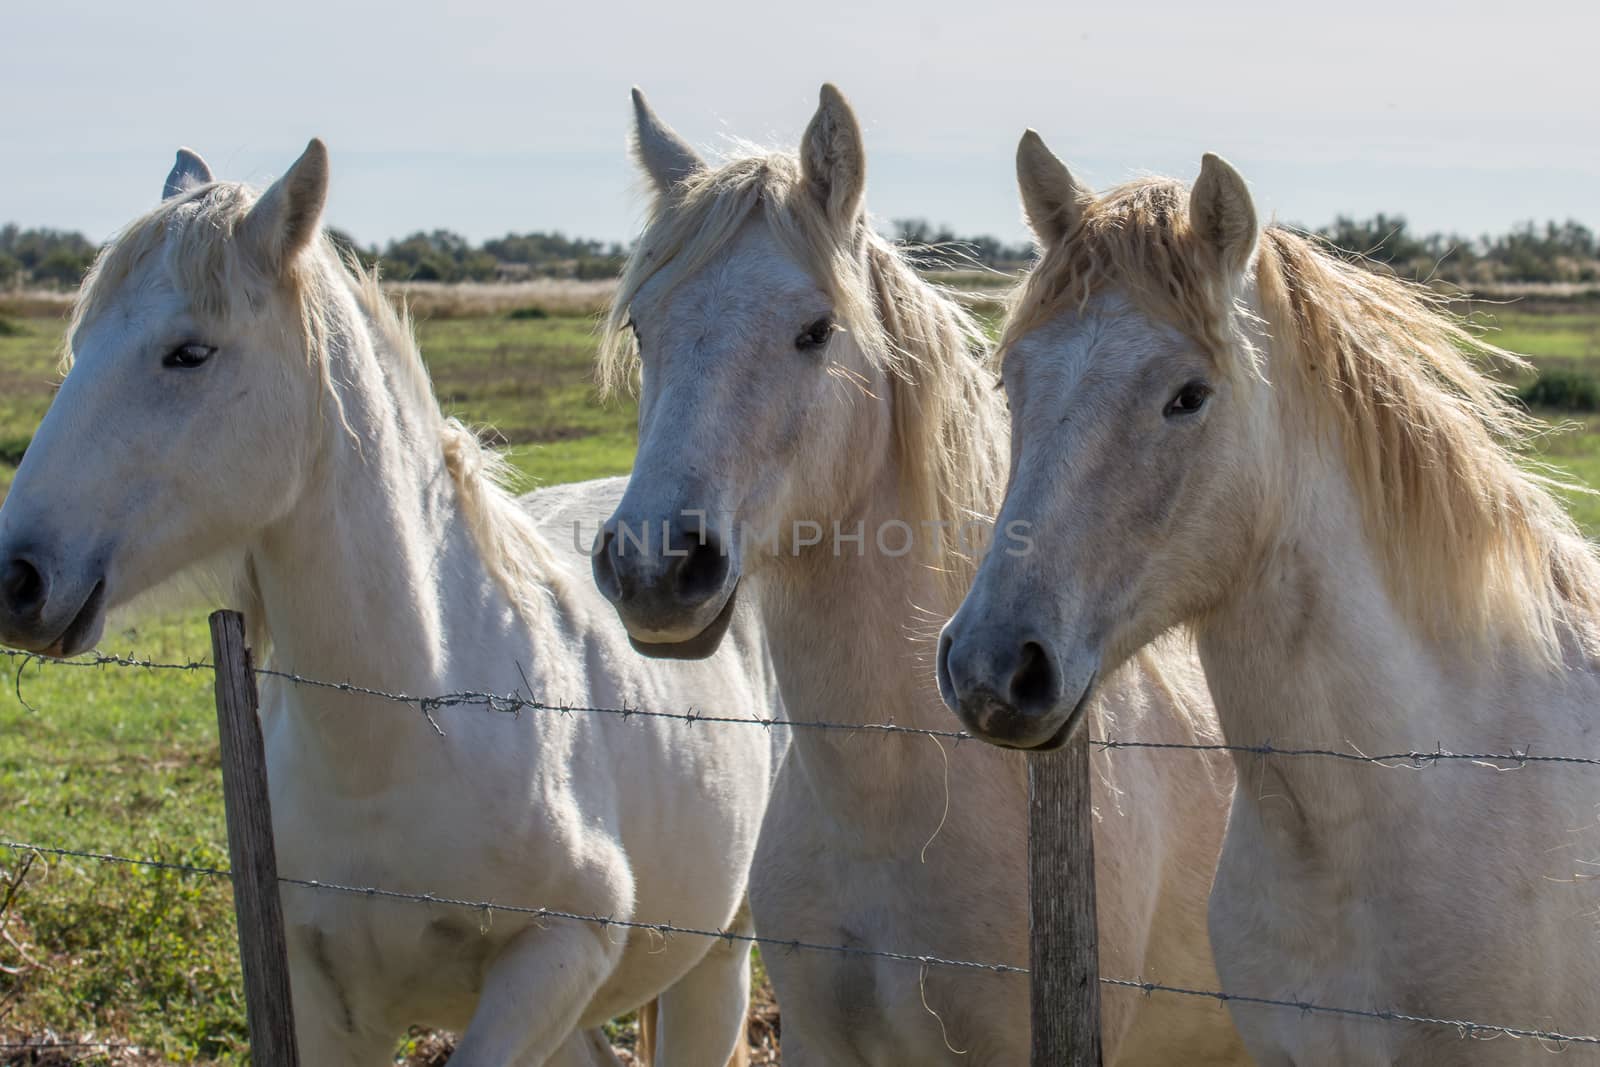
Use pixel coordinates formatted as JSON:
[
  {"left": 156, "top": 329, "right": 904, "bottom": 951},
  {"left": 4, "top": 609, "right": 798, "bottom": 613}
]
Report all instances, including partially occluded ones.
[
  {"left": 1190, "top": 153, "right": 1258, "bottom": 272},
  {"left": 800, "top": 84, "right": 866, "bottom": 228},
  {"left": 162, "top": 147, "right": 214, "bottom": 201},
  {"left": 1016, "top": 130, "right": 1087, "bottom": 248},
  {"left": 631, "top": 87, "right": 704, "bottom": 195},
  {"left": 240, "top": 139, "right": 329, "bottom": 274}
]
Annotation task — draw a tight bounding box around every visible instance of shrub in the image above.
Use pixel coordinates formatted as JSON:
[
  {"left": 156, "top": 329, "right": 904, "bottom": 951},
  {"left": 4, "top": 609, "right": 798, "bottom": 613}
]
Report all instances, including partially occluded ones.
[
  {"left": 0, "top": 433, "right": 29, "bottom": 465},
  {"left": 1519, "top": 370, "right": 1600, "bottom": 412},
  {"left": 32, "top": 248, "right": 95, "bottom": 287},
  {"left": 507, "top": 306, "right": 549, "bottom": 320}
]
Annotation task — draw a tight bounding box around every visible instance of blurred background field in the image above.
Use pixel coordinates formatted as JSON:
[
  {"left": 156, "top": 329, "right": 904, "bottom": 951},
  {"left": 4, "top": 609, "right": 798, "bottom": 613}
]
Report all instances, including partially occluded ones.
[{"left": 0, "top": 281, "right": 1595, "bottom": 1062}]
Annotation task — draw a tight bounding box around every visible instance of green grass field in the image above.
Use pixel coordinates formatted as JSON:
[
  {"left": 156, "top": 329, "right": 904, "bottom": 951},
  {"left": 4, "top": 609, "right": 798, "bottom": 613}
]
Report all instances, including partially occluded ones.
[
  {"left": 1474, "top": 302, "right": 1600, "bottom": 530},
  {"left": 0, "top": 294, "right": 1596, "bottom": 1063}
]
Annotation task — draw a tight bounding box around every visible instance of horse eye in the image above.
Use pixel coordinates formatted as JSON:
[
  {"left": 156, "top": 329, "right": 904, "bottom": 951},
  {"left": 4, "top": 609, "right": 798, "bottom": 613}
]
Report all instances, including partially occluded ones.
[
  {"left": 795, "top": 317, "right": 836, "bottom": 352},
  {"left": 1163, "top": 380, "right": 1211, "bottom": 418},
  {"left": 163, "top": 342, "right": 216, "bottom": 369}
]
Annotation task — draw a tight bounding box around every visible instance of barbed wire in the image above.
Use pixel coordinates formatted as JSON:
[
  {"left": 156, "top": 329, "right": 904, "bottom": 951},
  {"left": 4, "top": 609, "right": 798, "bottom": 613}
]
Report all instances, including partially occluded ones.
[
  {"left": 5, "top": 838, "right": 1597, "bottom": 1050},
  {"left": 0, "top": 647, "right": 211, "bottom": 672},
  {"left": 1091, "top": 737, "right": 1600, "bottom": 769},
  {"left": 0, "top": 839, "right": 1023, "bottom": 976},
  {"left": 251, "top": 663, "right": 976, "bottom": 741},
  {"left": 0, "top": 1043, "right": 134, "bottom": 1062},
  {"left": 1102, "top": 978, "right": 1600, "bottom": 1048},
  {"left": 6, "top": 644, "right": 1599, "bottom": 769}
]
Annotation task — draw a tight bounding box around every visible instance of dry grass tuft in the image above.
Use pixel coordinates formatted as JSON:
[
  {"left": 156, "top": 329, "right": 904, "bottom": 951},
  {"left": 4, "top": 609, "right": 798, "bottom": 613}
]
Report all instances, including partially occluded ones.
[{"left": 392, "top": 279, "right": 617, "bottom": 320}]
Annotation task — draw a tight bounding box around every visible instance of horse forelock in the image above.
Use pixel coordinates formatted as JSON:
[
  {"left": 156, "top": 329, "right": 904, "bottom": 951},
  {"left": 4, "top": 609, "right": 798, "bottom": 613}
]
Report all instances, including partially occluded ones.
[
  {"left": 598, "top": 150, "right": 883, "bottom": 393},
  {"left": 998, "top": 177, "right": 1237, "bottom": 373},
  {"left": 66, "top": 182, "right": 325, "bottom": 372}
]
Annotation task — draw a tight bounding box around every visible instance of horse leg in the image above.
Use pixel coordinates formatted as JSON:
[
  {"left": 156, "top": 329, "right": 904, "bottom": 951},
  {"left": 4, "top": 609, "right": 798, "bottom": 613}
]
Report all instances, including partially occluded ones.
[
  {"left": 544, "top": 1028, "right": 627, "bottom": 1067},
  {"left": 636, "top": 998, "right": 659, "bottom": 1064},
  {"left": 649, "top": 911, "right": 753, "bottom": 1067},
  {"left": 290, "top": 995, "right": 396, "bottom": 1065},
  {"left": 636, "top": 991, "right": 748, "bottom": 1067},
  {"left": 444, "top": 922, "right": 621, "bottom": 1066},
  {"left": 287, "top": 952, "right": 397, "bottom": 1064}
]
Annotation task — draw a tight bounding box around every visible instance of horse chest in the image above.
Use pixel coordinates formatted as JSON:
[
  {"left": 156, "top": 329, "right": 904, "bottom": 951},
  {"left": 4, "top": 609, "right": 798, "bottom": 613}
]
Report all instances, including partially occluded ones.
[
  {"left": 1208, "top": 781, "right": 1588, "bottom": 1065},
  {"left": 750, "top": 767, "right": 1028, "bottom": 1064},
  {"left": 320, "top": 901, "right": 506, "bottom": 1022},
  {"left": 264, "top": 740, "right": 610, "bottom": 1026}
]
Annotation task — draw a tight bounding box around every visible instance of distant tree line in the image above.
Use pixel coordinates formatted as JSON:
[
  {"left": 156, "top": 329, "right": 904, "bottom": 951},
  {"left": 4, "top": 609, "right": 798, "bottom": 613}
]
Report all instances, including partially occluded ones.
[
  {"left": 888, "top": 219, "right": 1035, "bottom": 270},
  {"left": 0, "top": 224, "right": 630, "bottom": 290},
  {"left": 1309, "top": 215, "right": 1600, "bottom": 285},
  {"left": 0, "top": 225, "right": 98, "bottom": 288},
  {"left": 3, "top": 216, "right": 1598, "bottom": 290},
  {"left": 327, "top": 228, "right": 629, "bottom": 283}
]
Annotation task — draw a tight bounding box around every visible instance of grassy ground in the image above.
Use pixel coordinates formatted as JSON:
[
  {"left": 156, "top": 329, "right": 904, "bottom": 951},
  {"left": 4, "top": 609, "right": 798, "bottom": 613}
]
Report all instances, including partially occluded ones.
[
  {"left": 1472, "top": 301, "right": 1600, "bottom": 530},
  {"left": 0, "top": 292, "right": 1596, "bottom": 1063}
]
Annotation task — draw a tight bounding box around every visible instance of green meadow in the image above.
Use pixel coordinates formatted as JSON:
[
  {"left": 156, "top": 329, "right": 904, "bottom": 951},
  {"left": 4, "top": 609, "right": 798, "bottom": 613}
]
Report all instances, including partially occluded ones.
[{"left": 0, "top": 293, "right": 1596, "bottom": 1062}]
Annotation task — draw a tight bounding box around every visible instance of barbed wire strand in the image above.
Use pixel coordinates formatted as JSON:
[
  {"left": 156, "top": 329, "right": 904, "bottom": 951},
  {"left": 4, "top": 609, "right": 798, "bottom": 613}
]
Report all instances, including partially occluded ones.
[
  {"left": 1091, "top": 737, "right": 1600, "bottom": 769},
  {"left": 254, "top": 663, "right": 978, "bottom": 742},
  {"left": 0, "top": 839, "right": 1021, "bottom": 976},
  {"left": 1102, "top": 978, "right": 1600, "bottom": 1048},
  {"left": 6, "top": 839, "right": 1600, "bottom": 1049},
  {"left": 0, "top": 648, "right": 211, "bottom": 672},
  {"left": 5, "top": 645, "right": 1598, "bottom": 769},
  {"left": 0, "top": 1038, "right": 134, "bottom": 1053}
]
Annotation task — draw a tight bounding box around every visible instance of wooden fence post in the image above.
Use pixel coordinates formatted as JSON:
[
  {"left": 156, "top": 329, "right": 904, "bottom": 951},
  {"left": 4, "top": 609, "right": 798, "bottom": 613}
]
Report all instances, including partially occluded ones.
[
  {"left": 1029, "top": 718, "right": 1102, "bottom": 1066},
  {"left": 209, "top": 609, "right": 300, "bottom": 1067}
]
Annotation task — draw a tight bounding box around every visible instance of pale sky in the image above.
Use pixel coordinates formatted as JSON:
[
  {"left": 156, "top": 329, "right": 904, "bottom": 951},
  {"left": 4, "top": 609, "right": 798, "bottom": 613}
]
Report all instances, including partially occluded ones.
[{"left": 5, "top": 0, "right": 1597, "bottom": 248}]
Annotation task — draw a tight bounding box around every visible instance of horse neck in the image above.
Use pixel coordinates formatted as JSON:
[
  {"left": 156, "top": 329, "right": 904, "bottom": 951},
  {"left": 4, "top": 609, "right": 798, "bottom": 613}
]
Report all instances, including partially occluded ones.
[
  {"left": 758, "top": 288, "right": 1018, "bottom": 803},
  {"left": 248, "top": 271, "right": 519, "bottom": 718},
  {"left": 759, "top": 489, "right": 1011, "bottom": 820},
  {"left": 1195, "top": 401, "right": 1536, "bottom": 812}
]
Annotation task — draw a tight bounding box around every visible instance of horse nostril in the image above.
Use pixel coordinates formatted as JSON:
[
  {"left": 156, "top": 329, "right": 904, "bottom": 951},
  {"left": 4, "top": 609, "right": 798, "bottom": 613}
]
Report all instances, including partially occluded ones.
[
  {"left": 591, "top": 529, "right": 626, "bottom": 604},
  {"left": 1, "top": 558, "right": 45, "bottom": 615},
  {"left": 1009, "top": 640, "right": 1058, "bottom": 714},
  {"left": 935, "top": 632, "right": 958, "bottom": 708},
  {"left": 675, "top": 533, "right": 728, "bottom": 601}
]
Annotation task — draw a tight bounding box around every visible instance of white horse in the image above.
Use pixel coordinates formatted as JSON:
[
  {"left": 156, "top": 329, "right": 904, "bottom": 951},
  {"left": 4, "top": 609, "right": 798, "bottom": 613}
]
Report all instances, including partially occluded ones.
[
  {"left": 590, "top": 86, "right": 1244, "bottom": 1064},
  {"left": 0, "top": 142, "right": 782, "bottom": 1066},
  {"left": 941, "top": 131, "right": 1600, "bottom": 1064}
]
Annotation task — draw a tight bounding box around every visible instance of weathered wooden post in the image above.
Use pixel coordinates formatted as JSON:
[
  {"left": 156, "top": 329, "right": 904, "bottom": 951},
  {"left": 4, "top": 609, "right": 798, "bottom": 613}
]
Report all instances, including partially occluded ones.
[
  {"left": 1029, "top": 719, "right": 1102, "bottom": 1066},
  {"left": 209, "top": 609, "right": 300, "bottom": 1067}
]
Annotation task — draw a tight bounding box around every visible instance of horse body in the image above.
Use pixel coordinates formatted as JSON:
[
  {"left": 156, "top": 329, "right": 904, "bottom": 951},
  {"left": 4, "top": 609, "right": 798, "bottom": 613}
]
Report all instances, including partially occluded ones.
[
  {"left": 1198, "top": 445, "right": 1600, "bottom": 1065},
  {"left": 942, "top": 135, "right": 1600, "bottom": 1064},
  {"left": 593, "top": 87, "right": 1243, "bottom": 1064},
  {"left": 0, "top": 145, "right": 779, "bottom": 1065},
  {"left": 261, "top": 472, "right": 774, "bottom": 1063}
]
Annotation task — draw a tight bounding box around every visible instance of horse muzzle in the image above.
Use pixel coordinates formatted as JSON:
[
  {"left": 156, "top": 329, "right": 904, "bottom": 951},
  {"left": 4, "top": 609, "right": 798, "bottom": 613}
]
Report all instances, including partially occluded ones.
[
  {"left": 591, "top": 510, "right": 740, "bottom": 660},
  {"left": 937, "top": 618, "right": 1098, "bottom": 750},
  {"left": 0, "top": 547, "right": 109, "bottom": 659}
]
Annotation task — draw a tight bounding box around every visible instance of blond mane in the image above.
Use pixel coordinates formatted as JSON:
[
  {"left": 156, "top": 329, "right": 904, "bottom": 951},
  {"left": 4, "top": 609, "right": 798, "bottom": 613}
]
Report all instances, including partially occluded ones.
[
  {"left": 66, "top": 183, "right": 556, "bottom": 623},
  {"left": 598, "top": 150, "right": 1007, "bottom": 600},
  {"left": 1003, "top": 176, "right": 1600, "bottom": 660}
]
